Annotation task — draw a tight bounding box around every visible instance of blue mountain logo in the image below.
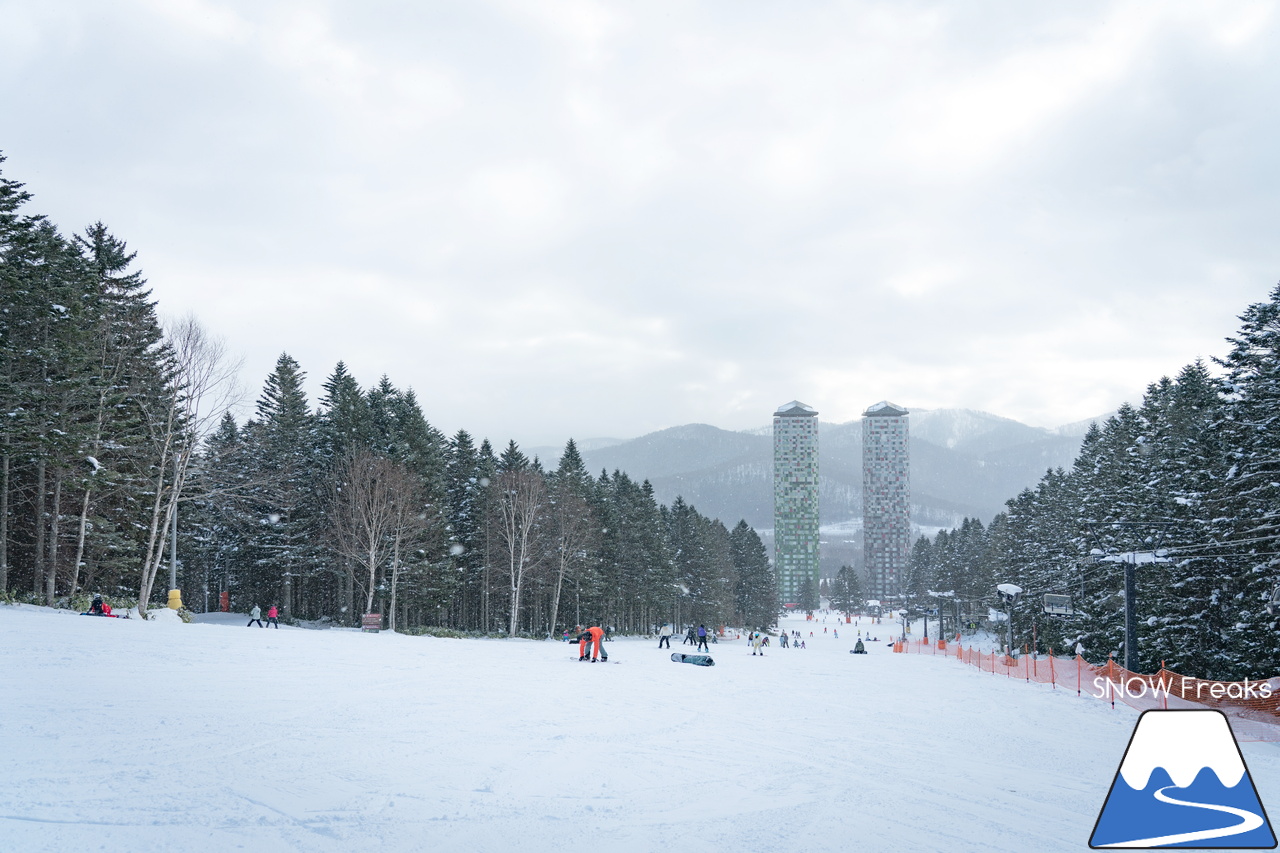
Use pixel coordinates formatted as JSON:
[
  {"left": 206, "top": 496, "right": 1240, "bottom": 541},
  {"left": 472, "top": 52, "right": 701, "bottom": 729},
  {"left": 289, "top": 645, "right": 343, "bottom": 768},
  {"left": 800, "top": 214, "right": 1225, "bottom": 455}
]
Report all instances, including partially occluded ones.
[{"left": 1091, "top": 709, "right": 1276, "bottom": 848}]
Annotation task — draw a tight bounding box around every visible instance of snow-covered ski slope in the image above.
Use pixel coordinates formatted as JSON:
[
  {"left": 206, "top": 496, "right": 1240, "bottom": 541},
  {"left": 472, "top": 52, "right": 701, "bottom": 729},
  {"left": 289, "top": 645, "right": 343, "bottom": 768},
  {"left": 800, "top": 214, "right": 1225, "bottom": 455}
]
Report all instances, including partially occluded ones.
[{"left": 4, "top": 604, "right": 1279, "bottom": 853}]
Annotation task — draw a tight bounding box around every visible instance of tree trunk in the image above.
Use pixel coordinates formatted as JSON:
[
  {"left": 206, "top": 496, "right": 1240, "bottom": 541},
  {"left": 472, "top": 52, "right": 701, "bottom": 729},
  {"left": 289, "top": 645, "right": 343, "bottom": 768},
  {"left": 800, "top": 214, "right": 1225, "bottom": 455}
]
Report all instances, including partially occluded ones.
[
  {"left": 136, "top": 449, "right": 173, "bottom": 614},
  {"left": 33, "top": 459, "right": 46, "bottom": 597},
  {"left": 548, "top": 547, "right": 569, "bottom": 640},
  {"left": 343, "top": 565, "right": 354, "bottom": 626},
  {"left": 364, "top": 541, "right": 378, "bottom": 615},
  {"left": 0, "top": 448, "right": 9, "bottom": 594},
  {"left": 45, "top": 471, "right": 62, "bottom": 605},
  {"left": 69, "top": 487, "right": 92, "bottom": 598},
  {"left": 388, "top": 529, "right": 402, "bottom": 633}
]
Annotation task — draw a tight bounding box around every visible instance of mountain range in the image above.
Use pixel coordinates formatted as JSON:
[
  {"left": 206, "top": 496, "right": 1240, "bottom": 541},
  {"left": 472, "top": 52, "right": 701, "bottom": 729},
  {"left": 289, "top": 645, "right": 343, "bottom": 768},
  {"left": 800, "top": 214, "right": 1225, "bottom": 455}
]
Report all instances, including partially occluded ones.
[{"left": 529, "top": 407, "right": 1106, "bottom": 573}]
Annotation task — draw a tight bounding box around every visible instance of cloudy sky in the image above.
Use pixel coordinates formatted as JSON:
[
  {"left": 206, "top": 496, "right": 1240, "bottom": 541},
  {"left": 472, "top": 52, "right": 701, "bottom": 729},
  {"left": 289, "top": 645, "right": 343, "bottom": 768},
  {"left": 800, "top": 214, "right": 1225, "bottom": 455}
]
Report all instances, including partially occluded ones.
[{"left": 4, "top": 1, "right": 1279, "bottom": 446}]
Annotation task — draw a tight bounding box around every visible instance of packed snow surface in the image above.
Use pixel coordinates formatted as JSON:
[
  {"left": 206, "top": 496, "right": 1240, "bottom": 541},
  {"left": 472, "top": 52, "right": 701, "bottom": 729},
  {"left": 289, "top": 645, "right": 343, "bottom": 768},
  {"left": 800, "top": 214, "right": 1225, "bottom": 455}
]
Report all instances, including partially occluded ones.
[{"left": 4, "top": 604, "right": 1280, "bottom": 852}]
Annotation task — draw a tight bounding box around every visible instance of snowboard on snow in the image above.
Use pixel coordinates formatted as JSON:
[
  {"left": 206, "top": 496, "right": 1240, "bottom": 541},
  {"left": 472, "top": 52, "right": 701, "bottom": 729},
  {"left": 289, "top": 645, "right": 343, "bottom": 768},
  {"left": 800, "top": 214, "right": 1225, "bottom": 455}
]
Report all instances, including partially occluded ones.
[{"left": 671, "top": 653, "right": 714, "bottom": 667}]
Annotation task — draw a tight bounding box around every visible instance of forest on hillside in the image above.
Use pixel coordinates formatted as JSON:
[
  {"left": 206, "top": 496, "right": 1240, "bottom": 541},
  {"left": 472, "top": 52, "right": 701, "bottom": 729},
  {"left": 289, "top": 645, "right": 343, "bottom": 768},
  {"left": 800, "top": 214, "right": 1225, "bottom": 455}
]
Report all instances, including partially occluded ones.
[
  {"left": 899, "top": 292, "right": 1280, "bottom": 680},
  {"left": 0, "top": 156, "right": 778, "bottom": 636},
  {"left": 7, "top": 148, "right": 1280, "bottom": 679}
]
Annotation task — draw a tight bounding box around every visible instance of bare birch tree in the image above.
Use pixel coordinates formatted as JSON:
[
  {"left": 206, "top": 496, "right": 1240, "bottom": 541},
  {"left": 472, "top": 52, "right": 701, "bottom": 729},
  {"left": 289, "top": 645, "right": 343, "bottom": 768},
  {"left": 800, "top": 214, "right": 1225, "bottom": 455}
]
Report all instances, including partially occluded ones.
[
  {"left": 384, "top": 463, "right": 433, "bottom": 633},
  {"left": 329, "top": 450, "right": 398, "bottom": 617},
  {"left": 136, "top": 316, "right": 240, "bottom": 615},
  {"left": 545, "top": 479, "right": 596, "bottom": 638},
  {"left": 493, "top": 467, "right": 546, "bottom": 637}
]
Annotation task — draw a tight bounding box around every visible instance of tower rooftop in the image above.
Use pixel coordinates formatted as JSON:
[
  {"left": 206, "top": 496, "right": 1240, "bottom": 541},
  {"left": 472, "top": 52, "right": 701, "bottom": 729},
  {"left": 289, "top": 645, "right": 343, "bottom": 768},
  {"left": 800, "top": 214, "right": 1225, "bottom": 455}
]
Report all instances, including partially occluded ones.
[
  {"left": 863, "top": 401, "right": 909, "bottom": 417},
  {"left": 775, "top": 400, "right": 818, "bottom": 417}
]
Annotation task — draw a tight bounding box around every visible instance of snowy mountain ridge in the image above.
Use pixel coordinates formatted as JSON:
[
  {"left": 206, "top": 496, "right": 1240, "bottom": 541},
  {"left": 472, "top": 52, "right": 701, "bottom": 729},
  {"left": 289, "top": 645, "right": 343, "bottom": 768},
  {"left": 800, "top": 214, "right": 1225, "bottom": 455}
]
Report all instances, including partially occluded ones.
[
  {"left": 1119, "top": 712, "right": 1247, "bottom": 790},
  {"left": 725, "top": 407, "right": 1110, "bottom": 449}
]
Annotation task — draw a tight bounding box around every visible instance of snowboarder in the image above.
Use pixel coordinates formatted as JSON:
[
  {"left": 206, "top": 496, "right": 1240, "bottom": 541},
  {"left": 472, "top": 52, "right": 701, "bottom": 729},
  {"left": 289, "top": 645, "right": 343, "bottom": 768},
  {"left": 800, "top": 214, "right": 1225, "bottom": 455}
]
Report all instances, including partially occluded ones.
[
  {"left": 88, "top": 594, "right": 105, "bottom": 616},
  {"left": 750, "top": 633, "right": 764, "bottom": 656},
  {"left": 696, "top": 625, "right": 709, "bottom": 652},
  {"left": 266, "top": 604, "right": 279, "bottom": 628},
  {"left": 247, "top": 605, "right": 264, "bottom": 628},
  {"left": 853, "top": 638, "right": 866, "bottom": 654},
  {"left": 658, "top": 623, "right": 673, "bottom": 648},
  {"left": 579, "top": 625, "right": 607, "bottom": 662},
  {"left": 684, "top": 625, "right": 696, "bottom": 646}
]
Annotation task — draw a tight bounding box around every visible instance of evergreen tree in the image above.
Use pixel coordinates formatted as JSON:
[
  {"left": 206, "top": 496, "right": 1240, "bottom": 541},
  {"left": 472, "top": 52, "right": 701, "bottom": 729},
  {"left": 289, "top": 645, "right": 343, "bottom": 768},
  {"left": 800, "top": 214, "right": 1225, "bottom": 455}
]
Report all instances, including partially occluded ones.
[
  {"left": 1210, "top": 285, "right": 1280, "bottom": 677},
  {"left": 829, "top": 565, "right": 863, "bottom": 615},
  {"left": 730, "top": 520, "right": 777, "bottom": 629},
  {"left": 797, "top": 575, "right": 819, "bottom": 612},
  {"left": 241, "top": 354, "right": 321, "bottom": 619}
]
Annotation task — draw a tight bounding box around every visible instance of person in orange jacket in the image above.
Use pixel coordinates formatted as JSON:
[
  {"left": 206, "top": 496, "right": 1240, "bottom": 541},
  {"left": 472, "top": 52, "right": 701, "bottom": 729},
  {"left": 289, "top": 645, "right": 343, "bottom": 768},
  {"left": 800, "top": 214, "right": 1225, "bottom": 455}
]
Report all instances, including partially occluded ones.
[{"left": 578, "top": 625, "right": 607, "bottom": 662}]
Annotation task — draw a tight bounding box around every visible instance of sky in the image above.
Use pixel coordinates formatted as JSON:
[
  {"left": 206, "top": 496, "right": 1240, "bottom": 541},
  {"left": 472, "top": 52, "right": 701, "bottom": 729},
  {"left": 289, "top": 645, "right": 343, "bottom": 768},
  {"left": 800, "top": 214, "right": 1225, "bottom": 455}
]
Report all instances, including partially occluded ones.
[{"left": 3, "top": 0, "right": 1279, "bottom": 447}]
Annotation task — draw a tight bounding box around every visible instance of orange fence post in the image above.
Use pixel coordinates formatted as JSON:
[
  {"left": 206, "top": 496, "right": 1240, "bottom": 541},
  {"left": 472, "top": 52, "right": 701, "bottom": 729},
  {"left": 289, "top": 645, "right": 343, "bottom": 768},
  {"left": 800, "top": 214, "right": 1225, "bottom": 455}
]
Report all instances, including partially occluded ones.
[{"left": 1107, "top": 657, "right": 1116, "bottom": 710}]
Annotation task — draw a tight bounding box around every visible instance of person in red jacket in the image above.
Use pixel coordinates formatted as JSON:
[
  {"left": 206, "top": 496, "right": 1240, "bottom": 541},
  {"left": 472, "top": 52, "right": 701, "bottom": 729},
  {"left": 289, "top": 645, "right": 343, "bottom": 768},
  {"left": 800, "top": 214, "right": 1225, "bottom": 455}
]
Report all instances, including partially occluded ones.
[{"left": 266, "top": 604, "right": 279, "bottom": 628}]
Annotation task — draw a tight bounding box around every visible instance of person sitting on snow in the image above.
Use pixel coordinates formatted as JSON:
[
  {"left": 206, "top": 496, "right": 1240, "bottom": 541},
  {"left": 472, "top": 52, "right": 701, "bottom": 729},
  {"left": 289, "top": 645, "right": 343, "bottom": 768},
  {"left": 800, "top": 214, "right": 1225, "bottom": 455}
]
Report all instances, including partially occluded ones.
[{"left": 88, "top": 594, "right": 105, "bottom": 615}]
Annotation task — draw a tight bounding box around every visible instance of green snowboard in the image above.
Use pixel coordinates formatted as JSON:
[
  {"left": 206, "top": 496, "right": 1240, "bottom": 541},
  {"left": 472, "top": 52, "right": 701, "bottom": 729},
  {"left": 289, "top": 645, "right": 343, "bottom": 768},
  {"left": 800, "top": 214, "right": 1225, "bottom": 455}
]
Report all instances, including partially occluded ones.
[{"left": 671, "top": 652, "right": 714, "bottom": 666}]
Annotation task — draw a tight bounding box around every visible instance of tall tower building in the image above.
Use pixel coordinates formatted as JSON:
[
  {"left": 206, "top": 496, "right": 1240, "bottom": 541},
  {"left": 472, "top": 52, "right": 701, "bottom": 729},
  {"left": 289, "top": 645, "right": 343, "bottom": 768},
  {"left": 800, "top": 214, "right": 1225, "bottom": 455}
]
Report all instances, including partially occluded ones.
[
  {"left": 773, "top": 401, "right": 819, "bottom": 606},
  {"left": 862, "top": 401, "right": 910, "bottom": 600}
]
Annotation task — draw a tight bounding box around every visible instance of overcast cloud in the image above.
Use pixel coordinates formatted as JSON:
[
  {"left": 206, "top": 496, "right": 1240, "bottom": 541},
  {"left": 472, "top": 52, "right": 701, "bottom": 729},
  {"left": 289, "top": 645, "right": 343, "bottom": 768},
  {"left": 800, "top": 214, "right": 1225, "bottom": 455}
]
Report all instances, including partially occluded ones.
[{"left": 3, "top": 0, "right": 1278, "bottom": 446}]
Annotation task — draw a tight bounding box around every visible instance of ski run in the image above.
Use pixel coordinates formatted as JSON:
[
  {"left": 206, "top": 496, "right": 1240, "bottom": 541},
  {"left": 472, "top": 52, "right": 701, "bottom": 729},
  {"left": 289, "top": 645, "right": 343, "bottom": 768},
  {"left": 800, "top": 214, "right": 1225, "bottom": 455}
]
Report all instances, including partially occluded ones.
[{"left": 4, "top": 603, "right": 1280, "bottom": 853}]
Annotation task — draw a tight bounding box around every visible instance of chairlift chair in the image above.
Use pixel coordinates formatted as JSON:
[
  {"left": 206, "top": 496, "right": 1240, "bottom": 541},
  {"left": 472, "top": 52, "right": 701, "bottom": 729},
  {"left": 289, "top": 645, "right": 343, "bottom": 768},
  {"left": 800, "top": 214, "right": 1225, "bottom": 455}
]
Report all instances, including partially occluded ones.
[{"left": 1043, "top": 593, "right": 1076, "bottom": 617}]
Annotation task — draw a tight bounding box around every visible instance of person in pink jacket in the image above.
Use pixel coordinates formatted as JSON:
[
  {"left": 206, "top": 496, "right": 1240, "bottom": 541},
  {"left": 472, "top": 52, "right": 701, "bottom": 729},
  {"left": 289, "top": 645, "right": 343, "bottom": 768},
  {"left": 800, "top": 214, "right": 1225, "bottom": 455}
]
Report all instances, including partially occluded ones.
[{"left": 266, "top": 604, "right": 279, "bottom": 629}]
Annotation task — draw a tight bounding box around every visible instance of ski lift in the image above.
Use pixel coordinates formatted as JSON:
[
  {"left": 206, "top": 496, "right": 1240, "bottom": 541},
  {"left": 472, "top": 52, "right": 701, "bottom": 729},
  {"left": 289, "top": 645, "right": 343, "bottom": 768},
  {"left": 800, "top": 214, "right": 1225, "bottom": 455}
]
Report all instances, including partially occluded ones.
[
  {"left": 996, "top": 583, "right": 1022, "bottom": 604},
  {"left": 1043, "top": 593, "right": 1076, "bottom": 617},
  {"left": 1267, "top": 585, "right": 1280, "bottom": 616}
]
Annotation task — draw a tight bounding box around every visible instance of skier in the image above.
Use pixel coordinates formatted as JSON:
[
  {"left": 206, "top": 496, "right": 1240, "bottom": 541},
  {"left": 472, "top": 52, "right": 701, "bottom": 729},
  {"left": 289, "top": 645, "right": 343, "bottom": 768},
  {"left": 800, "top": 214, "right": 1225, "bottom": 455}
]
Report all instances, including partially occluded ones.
[
  {"left": 696, "top": 624, "right": 710, "bottom": 652},
  {"left": 684, "top": 625, "right": 696, "bottom": 646},
  {"left": 266, "top": 604, "right": 279, "bottom": 628},
  {"left": 779, "top": 631, "right": 789, "bottom": 649},
  {"left": 247, "top": 605, "right": 264, "bottom": 628},
  {"left": 658, "top": 623, "right": 674, "bottom": 649}
]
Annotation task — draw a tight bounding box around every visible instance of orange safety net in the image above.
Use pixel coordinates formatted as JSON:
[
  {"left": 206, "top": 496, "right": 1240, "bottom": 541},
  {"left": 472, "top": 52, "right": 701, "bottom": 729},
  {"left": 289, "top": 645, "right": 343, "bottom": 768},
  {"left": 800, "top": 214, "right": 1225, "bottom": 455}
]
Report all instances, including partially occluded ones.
[{"left": 894, "top": 636, "right": 1280, "bottom": 741}]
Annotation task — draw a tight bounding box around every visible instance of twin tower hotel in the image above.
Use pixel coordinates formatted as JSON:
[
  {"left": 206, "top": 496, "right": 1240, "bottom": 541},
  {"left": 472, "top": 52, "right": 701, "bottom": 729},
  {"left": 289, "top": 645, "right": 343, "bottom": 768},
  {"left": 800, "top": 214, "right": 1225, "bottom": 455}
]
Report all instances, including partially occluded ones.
[{"left": 772, "top": 400, "right": 911, "bottom": 605}]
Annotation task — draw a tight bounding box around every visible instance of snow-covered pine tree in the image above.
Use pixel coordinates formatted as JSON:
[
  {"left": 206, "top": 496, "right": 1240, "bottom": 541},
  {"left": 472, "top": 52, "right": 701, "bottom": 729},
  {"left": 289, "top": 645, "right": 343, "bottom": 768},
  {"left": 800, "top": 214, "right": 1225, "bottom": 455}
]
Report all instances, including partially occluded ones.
[
  {"left": 444, "top": 429, "right": 486, "bottom": 629},
  {"left": 241, "top": 354, "right": 321, "bottom": 620},
  {"left": 730, "top": 520, "right": 777, "bottom": 630},
  {"left": 828, "top": 564, "right": 863, "bottom": 617},
  {"left": 1210, "top": 284, "right": 1280, "bottom": 678}
]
